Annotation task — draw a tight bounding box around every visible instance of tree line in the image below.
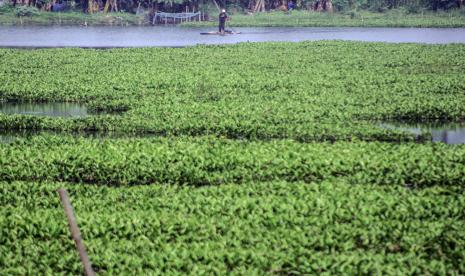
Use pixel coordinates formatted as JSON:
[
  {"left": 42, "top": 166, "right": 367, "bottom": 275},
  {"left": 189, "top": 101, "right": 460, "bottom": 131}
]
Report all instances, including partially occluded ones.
[{"left": 7, "top": 0, "right": 464, "bottom": 14}]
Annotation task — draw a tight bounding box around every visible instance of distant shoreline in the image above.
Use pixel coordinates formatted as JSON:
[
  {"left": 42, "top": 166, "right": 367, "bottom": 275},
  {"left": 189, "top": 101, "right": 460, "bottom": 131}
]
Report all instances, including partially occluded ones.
[
  {"left": 1, "top": 9, "right": 465, "bottom": 28},
  {"left": 181, "top": 10, "right": 465, "bottom": 28},
  {"left": 0, "top": 11, "right": 147, "bottom": 26}
]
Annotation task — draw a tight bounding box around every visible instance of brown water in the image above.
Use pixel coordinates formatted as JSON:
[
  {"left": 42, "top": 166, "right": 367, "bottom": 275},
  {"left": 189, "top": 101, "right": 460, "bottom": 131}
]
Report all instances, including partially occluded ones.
[{"left": 1, "top": 26, "right": 465, "bottom": 48}]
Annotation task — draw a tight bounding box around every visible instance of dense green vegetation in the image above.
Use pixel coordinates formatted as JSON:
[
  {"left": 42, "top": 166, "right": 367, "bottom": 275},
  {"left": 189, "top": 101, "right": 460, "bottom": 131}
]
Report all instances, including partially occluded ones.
[
  {"left": 2, "top": 0, "right": 464, "bottom": 16},
  {"left": 2, "top": 180, "right": 465, "bottom": 274},
  {"left": 1, "top": 7, "right": 465, "bottom": 27},
  {"left": 0, "top": 7, "right": 146, "bottom": 26},
  {"left": 1, "top": 0, "right": 464, "bottom": 27},
  {"left": 1, "top": 41, "right": 465, "bottom": 274},
  {"left": 331, "top": 0, "right": 463, "bottom": 11},
  {"left": 1, "top": 42, "right": 465, "bottom": 141},
  {"left": 2, "top": 135, "right": 465, "bottom": 187}
]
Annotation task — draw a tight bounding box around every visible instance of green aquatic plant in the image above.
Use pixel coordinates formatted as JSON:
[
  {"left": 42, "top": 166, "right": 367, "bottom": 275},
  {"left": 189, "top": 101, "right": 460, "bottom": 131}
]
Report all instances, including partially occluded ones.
[
  {"left": 1, "top": 41, "right": 465, "bottom": 274},
  {"left": 0, "top": 135, "right": 464, "bottom": 187},
  {"left": 1, "top": 180, "right": 465, "bottom": 274},
  {"left": 1, "top": 41, "right": 464, "bottom": 141}
]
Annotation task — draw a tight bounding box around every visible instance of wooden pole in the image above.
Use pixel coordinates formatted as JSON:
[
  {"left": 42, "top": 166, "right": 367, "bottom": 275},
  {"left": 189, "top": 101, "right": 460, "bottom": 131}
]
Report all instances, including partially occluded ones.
[
  {"left": 212, "top": 0, "right": 220, "bottom": 12},
  {"left": 58, "top": 189, "right": 95, "bottom": 276},
  {"left": 104, "top": 0, "right": 110, "bottom": 13}
]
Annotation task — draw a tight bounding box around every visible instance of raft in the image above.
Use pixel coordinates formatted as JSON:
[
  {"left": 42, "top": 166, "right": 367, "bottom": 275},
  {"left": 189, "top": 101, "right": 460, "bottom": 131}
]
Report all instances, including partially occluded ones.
[{"left": 200, "top": 30, "right": 241, "bottom": 35}]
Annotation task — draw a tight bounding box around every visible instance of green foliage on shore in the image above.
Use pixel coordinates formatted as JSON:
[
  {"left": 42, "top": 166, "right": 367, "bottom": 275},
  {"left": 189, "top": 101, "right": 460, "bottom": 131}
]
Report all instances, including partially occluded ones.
[
  {"left": 1, "top": 7, "right": 464, "bottom": 27},
  {"left": 13, "top": 6, "right": 40, "bottom": 17},
  {"left": 182, "top": 10, "right": 465, "bottom": 27},
  {"left": 0, "top": 9, "right": 146, "bottom": 26}
]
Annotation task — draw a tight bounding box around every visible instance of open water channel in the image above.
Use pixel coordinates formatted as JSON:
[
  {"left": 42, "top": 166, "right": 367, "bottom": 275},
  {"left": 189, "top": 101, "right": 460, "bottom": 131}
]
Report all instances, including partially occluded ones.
[
  {"left": 381, "top": 122, "right": 465, "bottom": 145},
  {"left": 0, "top": 102, "right": 90, "bottom": 118},
  {"left": 1, "top": 26, "right": 465, "bottom": 47}
]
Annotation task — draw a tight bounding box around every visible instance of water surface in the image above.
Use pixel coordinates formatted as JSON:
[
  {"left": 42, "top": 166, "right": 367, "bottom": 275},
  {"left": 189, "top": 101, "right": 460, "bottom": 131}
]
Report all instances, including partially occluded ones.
[
  {"left": 381, "top": 122, "right": 465, "bottom": 144},
  {"left": 0, "top": 102, "right": 89, "bottom": 118},
  {"left": 1, "top": 26, "right": 464, "bottom": 47}
]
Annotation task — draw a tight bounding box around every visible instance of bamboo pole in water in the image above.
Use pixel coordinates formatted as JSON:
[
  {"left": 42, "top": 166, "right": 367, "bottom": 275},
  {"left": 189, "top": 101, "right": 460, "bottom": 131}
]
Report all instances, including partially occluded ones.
[{"left": 58, "top": 189, "right": 95, "bottom": 276}]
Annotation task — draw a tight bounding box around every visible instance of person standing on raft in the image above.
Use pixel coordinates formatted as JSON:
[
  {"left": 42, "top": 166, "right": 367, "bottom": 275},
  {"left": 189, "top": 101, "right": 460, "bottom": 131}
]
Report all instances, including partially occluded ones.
[{"left": 219, "top": 9, "right": 228, "bottom": 34}]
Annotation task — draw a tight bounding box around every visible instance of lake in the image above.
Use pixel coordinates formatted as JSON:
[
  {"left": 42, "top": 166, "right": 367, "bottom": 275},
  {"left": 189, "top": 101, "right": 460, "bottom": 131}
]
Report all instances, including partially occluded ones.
[{"left": 1, "top": 26, "right": 464, "bottom": 47}]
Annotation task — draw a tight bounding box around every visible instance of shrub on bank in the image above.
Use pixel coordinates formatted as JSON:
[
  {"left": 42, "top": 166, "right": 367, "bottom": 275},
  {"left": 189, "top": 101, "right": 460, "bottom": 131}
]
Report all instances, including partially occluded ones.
[
  {"left": 0, "top": 3, "right": 13, "bottom": 14},
  {"left": 14, "top": 6, "right": 40, "bottom": 17}
]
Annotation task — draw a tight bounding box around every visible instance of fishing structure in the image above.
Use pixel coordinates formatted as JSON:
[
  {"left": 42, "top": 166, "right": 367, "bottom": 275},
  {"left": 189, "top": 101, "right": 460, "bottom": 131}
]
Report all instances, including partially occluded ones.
[{"left": 152, "top": 11, "right": 203, "bottom": 24}]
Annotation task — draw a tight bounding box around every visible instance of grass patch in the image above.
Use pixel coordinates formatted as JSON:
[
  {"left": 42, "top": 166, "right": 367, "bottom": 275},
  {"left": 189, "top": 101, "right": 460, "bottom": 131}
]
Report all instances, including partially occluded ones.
[
  {"left": 182, "top": 9, "right": 465, "bottom": 28},
  {"left": 0, "top": 10, "right": 147, "bottom": 26}
]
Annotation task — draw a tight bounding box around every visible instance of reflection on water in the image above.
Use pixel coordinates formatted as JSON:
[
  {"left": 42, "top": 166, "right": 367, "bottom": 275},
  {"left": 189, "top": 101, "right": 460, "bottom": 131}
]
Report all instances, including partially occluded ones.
[
  {"left": 2, "top": 122, "right": 464, "bottom": 144},
  {"left": 381, "top": 122, "right": 465, "bottom": 145},
  {"left": 0, "top": 133, "right": 17, "bottom": 144},
  {"left": 0, "top": 102, "right": 89, "bottom": 118}
]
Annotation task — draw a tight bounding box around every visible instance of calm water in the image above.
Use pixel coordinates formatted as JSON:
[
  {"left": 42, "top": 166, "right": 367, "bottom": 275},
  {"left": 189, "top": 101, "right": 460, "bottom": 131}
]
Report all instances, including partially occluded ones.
[
  {"left": 381, "top": 122, "right": 465, "bottom": 145},
  {"left": 0, "top": 26, "right": 464, "bottom": 47},
  {"left": 0, "top": 102, "right": 89, "bottom": 118}
]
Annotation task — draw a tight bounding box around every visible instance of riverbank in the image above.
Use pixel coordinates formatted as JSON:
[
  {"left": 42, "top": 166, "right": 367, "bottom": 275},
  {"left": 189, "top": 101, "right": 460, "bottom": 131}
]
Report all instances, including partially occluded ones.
[
  {"left": 1, "top": 8, "right": 465, "bottom": 27},
  {"left": 182, "top": 10, "right": 465, "bottom": 28},
  {"left": 0, "top": 10, "right": 146, "bottom": 26}
]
